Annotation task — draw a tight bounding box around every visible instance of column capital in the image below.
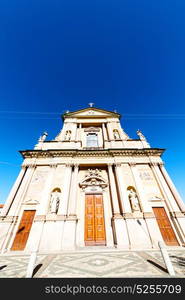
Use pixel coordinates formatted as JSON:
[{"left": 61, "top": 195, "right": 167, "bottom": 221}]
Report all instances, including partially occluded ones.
[
  {"left": 65, "top": 163, "right": 73, "bottom": 168},
  {"left": 107, "top": 163, "right": 113, "bottom": 167},
  {"left": 49, "top": 163, "right": 58, "bottom": 168},
  {"left": 114, "top": 162, "right": 122, "bottom": 168},
  {"left": 22, "top": 163, "right": 36, "bottom": 168},
  {"left": 129, "top": 162, "right": 136, "bottom": 167},
  {"left": 150, "top": 162, "right": 159, "bottom": 167},
  {"left": 73, "top": 163, "right": 79, "bottom": 169}
]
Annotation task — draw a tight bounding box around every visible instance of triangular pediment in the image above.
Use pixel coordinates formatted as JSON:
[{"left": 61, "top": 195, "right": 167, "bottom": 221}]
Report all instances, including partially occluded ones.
[{"left": 62, "top": 107, "right": 120, "bottom": 119}]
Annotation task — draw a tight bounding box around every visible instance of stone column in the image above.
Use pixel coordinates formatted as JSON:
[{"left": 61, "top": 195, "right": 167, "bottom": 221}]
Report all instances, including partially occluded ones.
[
  {"left": 107, "top": 164, "right": 128, "bottom": 248},
  {"left": 102, "top": 189, "right": 114, "bottom": 247},
  {"left": 36, "top": 164, "right": 57, "bottom": 216},
  {"left": 62, "top": 164, "right": 78, "bottom": 250},
  {"left": 107, "top": 164, "right": 120, "bottom": 216},
  {"left": 58, "top": 164, "right": 72, "bottom": 216},
  {"left": 129, "top": 163, "right": 152, "bottom": 212},
  {"left": 8, "top": 165, "right": 36, "bottom": 216},
  {"left": 114, "top": 163, "right": 132, "bottom": 213},
  {"left": 0, "top": 167, "right": 27, "bottom": 217},
  {"left": 1, "top": 164, "right": 36, "bottom": 252},
  {"left": 102, "top": 123, "right": 108, "bottom": 141},
  {"left": 107, "top": 122, "right": 114, "bottom": 140},
  {"left": 159, "top": 163, "right": 185, "bottom": 212},
  {"left": 150, "top": 163, "right": 178, "bottom": 211},
  {"left": 68, "top": 164, "right": 79, "bottom": 217},
  {"left": 71, "top": 122, "right": 77, "bottom": 141}
]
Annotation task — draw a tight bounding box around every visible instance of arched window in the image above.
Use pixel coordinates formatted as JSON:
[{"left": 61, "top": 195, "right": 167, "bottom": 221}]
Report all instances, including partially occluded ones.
[
  {"left": 86, "top": 133, "right": 98, "bottom": 147},
  {"left": 113, "top": 129, "right": 120, "bottom": 140}
]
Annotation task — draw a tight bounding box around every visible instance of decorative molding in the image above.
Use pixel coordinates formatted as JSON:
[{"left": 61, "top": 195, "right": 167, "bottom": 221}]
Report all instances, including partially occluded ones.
[
  {"left": 112, "top": 213, "right": 123, "bottom": 219},
  {"left": 49, "top": 163, "right": 58, "bottom": 168},
  {"left": 84, "top": 127, "right": 100, "bottom": 132},
  {"left": 22, "top": 163, "right": 36, "bottom": 168},
  {"left": 20, "top": 148, "right": 165, "bottom": 159},
  {"left": 143, "top": 212, "right": 155, "bottom": 219},
  {"left": 24, "top": 199, "right": 40, "bottom": 205},
  {"left": 148, "top": 196, "right": 164, "bottom": 202},
  {"left": 169, "top": 211, "right": 185, "bottom": 218},
  {"left": 34, "top": 215, "right": 46, "bottom": 222},
  {"left": 0, "top": 216, "right": 15, "bottom": 222},
  {"left": 56, "top": 215, "right": 67, "bottom": 221},
  {"left": 79, "top": 168, "right": 108, "bottom": 191},
  {"left": 129, "top": 162, "right": 136, "bottom": 167},
  {"left": 114, "top": 163, "right": 122, "bottom": 167},
  {"left": 122, "top": 213, "right": 133, "bottom": 219}
]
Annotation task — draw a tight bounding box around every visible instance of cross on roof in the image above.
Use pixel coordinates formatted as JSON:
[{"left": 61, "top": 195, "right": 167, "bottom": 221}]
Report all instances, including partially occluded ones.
[{"left": 88, "top": 102, "right": 94, "bottom": 107}]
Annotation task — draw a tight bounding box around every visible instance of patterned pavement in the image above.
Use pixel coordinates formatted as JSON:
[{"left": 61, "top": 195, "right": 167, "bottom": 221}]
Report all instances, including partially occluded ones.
[{"left": 0, "top": 249, "right": 184, "bottom": 278}]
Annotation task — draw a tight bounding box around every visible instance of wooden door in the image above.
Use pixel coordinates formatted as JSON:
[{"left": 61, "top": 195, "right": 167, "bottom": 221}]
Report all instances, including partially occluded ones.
[
  {"left": 11, "top": 210, "right": 36, "bottom": 251},
  {"left": 153, "top": 207, "right": 179, "bottom": 246},
  {"left": 85, "top": 194, "right": 106, "bottom": 246}
]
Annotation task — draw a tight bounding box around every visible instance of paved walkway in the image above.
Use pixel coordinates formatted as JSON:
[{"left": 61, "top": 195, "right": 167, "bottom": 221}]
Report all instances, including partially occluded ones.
[{"left": 0, "top": 249, "right": 185, "bottom": 278}]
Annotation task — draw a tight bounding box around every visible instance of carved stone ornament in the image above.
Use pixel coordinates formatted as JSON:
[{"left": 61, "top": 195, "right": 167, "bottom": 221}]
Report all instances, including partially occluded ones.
[
  {"left": 79, "top": 168, "right": 108, "bottom": 191},
  {"left": 84, "top": 127, "right": 100, "bottom": 132},
  {"left": 149, "top": 195, "right": 163, "bottom": 201},
  {"left": 24, "top": 199, "right": 39, "bottom": 205}
]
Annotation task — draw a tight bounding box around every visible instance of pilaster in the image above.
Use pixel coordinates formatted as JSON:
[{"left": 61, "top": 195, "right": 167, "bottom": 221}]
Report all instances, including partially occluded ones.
[
  {"left": 159, "top": 163, "right": 185, "bottom": 212},
  {"left": 57, "top": 164, "right": 73, "bottom": 215},
  {"left": 107, "top": 163, "right": 121, "bottom": 216},
  {"left": 129, "top": 163, "right": 152, "bottom": 212},
  {"left": 0, "top": 167, "right": 26, "bottom": 217},
  {"left": 114, "top": 163, "right": 132, "bottom": 213}
]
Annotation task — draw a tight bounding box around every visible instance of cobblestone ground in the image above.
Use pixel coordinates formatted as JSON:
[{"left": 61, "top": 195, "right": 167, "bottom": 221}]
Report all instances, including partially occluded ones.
[{"left": 0, "top": 249, "right": 184, "bottom": 278}]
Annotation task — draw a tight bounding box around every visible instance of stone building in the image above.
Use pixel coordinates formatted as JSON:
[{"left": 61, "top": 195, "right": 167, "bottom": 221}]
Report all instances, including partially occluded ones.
[{"left": 0, "top": 106, "right": 185, "bottom": 253}]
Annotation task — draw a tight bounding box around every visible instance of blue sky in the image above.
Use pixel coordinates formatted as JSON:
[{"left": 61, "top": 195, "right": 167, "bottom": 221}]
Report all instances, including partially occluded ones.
[{"left": 0, "top": 0, "right": 185, "bottom": 203}]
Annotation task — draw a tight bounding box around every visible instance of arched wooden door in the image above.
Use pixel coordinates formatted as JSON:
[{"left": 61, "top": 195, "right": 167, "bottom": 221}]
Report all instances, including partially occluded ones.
[{"left": 84, "top": 194, "right": 106, "bottom": 246}]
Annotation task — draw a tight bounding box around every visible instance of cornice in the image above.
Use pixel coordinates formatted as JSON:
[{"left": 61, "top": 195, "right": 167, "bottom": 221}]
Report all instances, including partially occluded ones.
[{"left": 20, "top": 148, "right": 165, "bottom": 159}]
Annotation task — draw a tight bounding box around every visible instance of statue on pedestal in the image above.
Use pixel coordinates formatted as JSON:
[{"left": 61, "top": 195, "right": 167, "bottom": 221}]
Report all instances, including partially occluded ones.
[
  {"left": 38, "top": 132, "right": 48, "bottom": 142},
  {"left": 128, "top": 188, "right": 140, "bottom": 212},
  {"left": 113, "top": 130, "right": 120, "bottom": 140},
  {"left": 50, "top": 190, "right": 61, "bottom": 214},
  {"left": 64, "top": 130, "right": 71, "bottom": 141},
  {"left": 137, "top": 129, "right": 146, "bottom": 141}
]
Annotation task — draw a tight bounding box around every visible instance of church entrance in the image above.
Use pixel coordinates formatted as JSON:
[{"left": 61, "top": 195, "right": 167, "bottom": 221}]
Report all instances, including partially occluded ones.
[
  {"left": 153, "top": 207, "right": 179, "bottom": 246},
  {"left": 84, "top": 194, "right": 106, "bottom": 246},
  {"left": 11, "top": 210, "right": 36, "bottom": 251}
]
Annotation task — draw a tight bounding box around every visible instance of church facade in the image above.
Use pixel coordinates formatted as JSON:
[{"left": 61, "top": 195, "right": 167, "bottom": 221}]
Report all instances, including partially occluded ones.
[{"left": 0, "top": 106, "right": 185, "bottom": 253}]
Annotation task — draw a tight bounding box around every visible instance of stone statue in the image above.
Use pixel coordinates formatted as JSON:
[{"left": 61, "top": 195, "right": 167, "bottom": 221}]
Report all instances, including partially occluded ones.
[
  {"left": 50, "top": 191, "right": 61, "bottom": 214},
  {"left": 113, "top": 130, "right": 120, "bottom": 140},
  {"left": 38, "top": 132, "right": 48, "bottom": 142},
  {"left": 128, "top": 188, "right": 140, "bottom": 212},
  {"left": 65, "top": 130, "right": 71, "bottom": 141},
  {"left": 137, "top": 130, "right": 146, "bottom": 141}
]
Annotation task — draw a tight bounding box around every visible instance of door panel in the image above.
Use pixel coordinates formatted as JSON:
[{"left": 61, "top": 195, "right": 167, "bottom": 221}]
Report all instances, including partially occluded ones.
[
  {"left": 11, "top": 210, "right": 36, "bottom": 251},
  {"left": 84, "top": 195, "right": 95, "bottom": 245},
  {"left": 94, "top": 195, "right": 106, "bottom": 245},
  {"left": 153, "top": 207, "right": 179, "bottom": 246},
  {"left": 85, "top": 194, "right": 106, "bottom": 246}
]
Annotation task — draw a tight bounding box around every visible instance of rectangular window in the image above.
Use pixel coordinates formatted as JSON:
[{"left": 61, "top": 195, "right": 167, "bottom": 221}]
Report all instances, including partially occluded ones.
[{"left": 86, "top": 133, "right": 98, "bottom": 147}]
